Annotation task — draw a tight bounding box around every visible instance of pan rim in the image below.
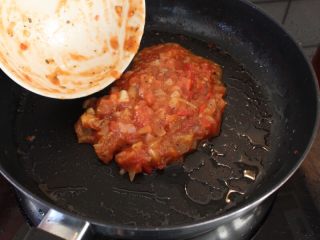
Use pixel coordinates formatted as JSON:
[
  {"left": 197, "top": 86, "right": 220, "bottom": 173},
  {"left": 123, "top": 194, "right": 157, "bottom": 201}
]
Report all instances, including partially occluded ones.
[{"left": 1, "top": 0, "right": 319, "bottom": 235}]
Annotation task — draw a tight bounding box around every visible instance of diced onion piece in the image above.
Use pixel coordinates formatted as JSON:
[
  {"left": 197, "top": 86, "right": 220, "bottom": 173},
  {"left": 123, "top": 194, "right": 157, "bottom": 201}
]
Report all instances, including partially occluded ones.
[
  {"left": 132, "top": 141, "right": 143, "bottom": 150},
  {"left": 75, "top": 121, "right": 95, "bottom": 143},
  {"left": 149, "top": 139, "right": 161, "bottom": 149},
  {"left": 174, "top": 134, "right": 194, "bottom": 153},
  {"left": 169, "top": 97, "right": 179, "bottom": 108},
  {"left": 155, "top": 89, "right": 166, "bottom": 96},
  {"left": 119, "top": 123, "right": 136, "bottom": 133},
  {"left": 152, "top": 59, "right": 160, "bottom": 66},
  {"left": 177, "top": 98, "right": 197, "bottom": 109},
  {"left": 119, "top": 90, "right": 129, "bottom": 102},
  {"left": 148, "top": 148, "right": 159, "bottom": 160},
  {"left": 160, "top": 68, "right": 168, "bottom": 73},
  {"left": 207, "top": 116, "right": 215, "bottom": 122},
  {"left": 181, "top": 134, "right": 193, "bottom": 142},
  {"left": 148, "top": 140, "right": 162, "bottom": 160},
  {"left": 191, "top": 139, "right": 198, "bottom": 149},
  {"left": 86, "top": 107, "right": 95, "bottom": 114},
  {"left": 138, "top": 125, "right": 152, "bottom": 134},
  {"left": 119, "top": 169, "right": 126, "bottom": 175},
  {"left": 165, "top": 78, "right": 173, "bottom": 86},
  {"left": 128, "top": 86, "right": 137, "bottom": 98},
  {"left": 153, "top": 125, "right": 166, "bottom": 137},
  {"left": 156, "top": 108, "right": 166, "bottom": 120},
  {"left": 207, "top": 99, "right": 217, "bottom": 110},
  {"left": 80, "top": 109, "right": 98, "bottom": 128},
  {"left": 145, "top": 133, "right": 156, "bottom": 142},
  {"left": 171, "top": 90, "right": 180, "bottom": 98},
  {"left": 128, "top": 171, "right": 136, "bottom": 182}
]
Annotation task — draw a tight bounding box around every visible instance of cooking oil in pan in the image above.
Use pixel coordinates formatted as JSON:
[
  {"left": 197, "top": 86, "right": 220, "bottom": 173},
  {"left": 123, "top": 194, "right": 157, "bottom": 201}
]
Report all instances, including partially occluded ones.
[{"left": 182, "top": 44, "right": 272, "bottom": 206}]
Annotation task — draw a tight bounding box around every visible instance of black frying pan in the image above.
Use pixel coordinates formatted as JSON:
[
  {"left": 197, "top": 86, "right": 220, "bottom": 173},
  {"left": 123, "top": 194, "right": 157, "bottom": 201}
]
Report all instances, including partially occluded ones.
[{"left": 0, "top": 0, "right": 319, "bottom": 239}]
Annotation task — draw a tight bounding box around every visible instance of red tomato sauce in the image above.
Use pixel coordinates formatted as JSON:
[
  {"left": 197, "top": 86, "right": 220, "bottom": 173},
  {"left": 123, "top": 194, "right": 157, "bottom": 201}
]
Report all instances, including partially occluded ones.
[{"left": 75, "top": 43, "right": 226, "bottom": 180}]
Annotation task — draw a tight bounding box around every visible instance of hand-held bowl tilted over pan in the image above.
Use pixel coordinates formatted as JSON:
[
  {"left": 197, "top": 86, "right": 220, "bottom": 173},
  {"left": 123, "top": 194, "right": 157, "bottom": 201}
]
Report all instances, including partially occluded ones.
[{"left": 0, "top": 0, "right": 145, "bottom": 99}]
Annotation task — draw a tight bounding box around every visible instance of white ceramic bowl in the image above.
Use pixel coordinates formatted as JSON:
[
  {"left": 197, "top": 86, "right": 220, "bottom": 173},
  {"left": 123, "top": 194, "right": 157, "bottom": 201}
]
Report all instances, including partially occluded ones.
[{"left": 0, "top": 0, "right": 145, "bottom": 99}]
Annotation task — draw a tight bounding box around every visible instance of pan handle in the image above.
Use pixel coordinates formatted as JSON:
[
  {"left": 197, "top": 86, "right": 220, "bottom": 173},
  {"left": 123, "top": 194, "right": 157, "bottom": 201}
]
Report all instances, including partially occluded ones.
[{"left": 18, "top": 209, "right": 90, "bottom": 240}]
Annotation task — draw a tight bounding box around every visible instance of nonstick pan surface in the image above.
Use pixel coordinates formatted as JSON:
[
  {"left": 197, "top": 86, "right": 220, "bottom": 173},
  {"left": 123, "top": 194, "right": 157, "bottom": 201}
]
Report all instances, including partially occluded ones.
[{"left": 0, "top": 0, "right": 318, "bottom": 236}]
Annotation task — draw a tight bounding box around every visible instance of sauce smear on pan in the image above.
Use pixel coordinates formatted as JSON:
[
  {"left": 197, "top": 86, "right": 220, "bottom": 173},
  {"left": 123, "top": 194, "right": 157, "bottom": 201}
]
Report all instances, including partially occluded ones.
[{"left": 75, "top": 43, "right": 226, "bottom": 180}]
